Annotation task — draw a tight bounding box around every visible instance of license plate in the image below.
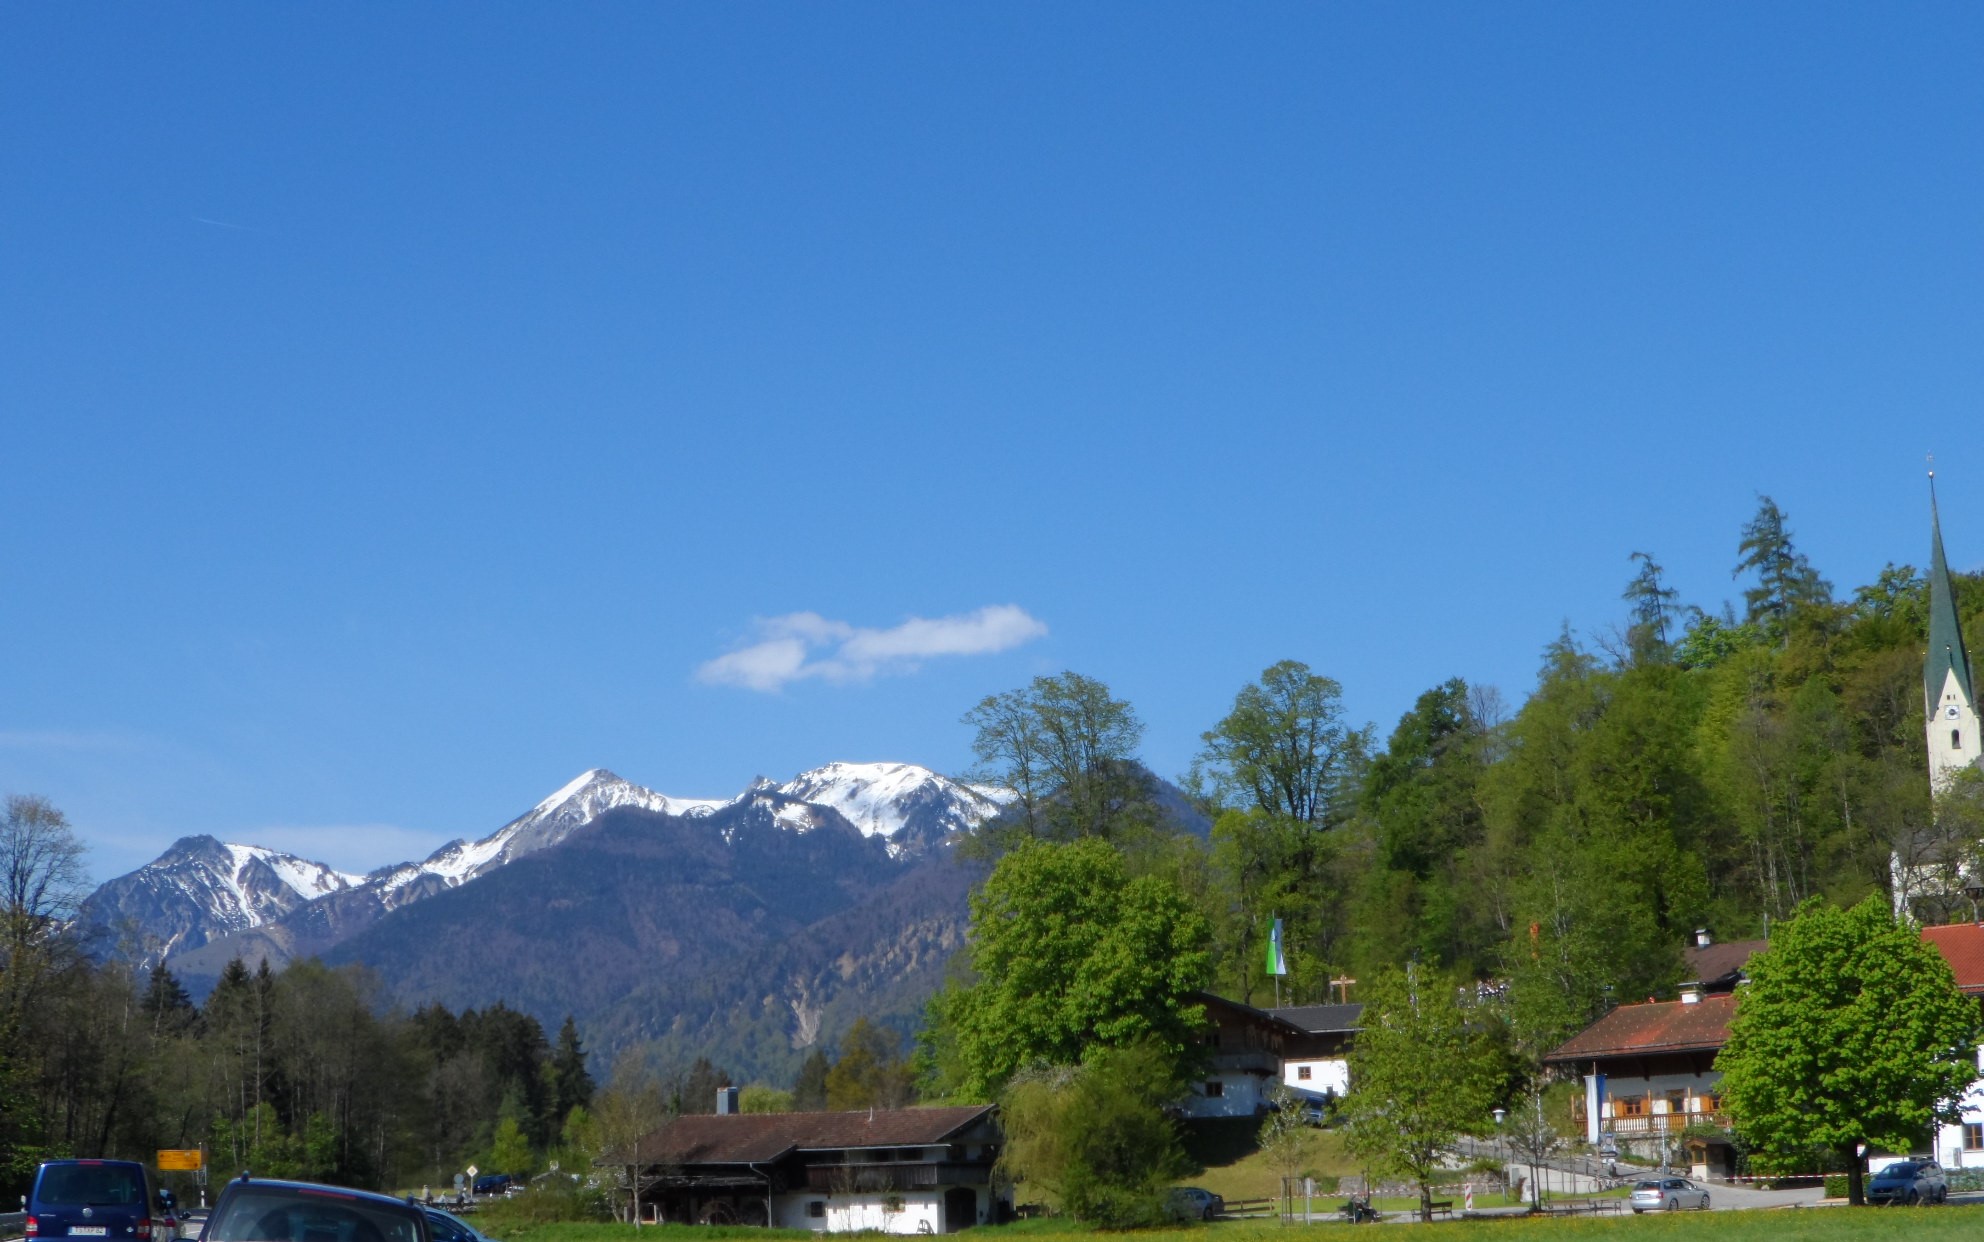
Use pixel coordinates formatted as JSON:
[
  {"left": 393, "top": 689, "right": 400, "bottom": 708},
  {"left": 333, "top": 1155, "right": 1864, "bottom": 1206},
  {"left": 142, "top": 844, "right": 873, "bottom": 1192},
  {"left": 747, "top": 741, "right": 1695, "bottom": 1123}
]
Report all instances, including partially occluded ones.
[{"left": 72, "top": 1228, "right": 108, "bottom": 1235}]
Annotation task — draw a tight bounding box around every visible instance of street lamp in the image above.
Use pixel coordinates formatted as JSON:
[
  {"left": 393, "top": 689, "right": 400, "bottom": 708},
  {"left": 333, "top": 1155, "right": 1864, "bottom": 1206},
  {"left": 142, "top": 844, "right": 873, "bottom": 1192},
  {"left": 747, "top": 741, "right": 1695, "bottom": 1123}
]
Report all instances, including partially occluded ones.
[{"left": 1492, "top": 1109, "right": 1508, "bottom": 1202}]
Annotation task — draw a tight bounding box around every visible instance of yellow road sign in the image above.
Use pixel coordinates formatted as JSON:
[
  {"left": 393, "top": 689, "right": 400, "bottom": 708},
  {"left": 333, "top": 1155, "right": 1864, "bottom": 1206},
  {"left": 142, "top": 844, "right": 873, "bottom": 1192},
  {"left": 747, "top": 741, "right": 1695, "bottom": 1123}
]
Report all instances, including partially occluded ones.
[{"left": 157, "top": 1150, "right": 204, "bottom": 1171}]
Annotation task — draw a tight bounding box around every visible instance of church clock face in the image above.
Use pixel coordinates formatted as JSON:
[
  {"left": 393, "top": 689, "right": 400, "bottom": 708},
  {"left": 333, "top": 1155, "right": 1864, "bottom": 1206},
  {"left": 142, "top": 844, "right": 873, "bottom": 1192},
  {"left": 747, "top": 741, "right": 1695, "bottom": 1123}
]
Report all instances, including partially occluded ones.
[{"left": 1948, "top": 705, "right": 1963, "bottom": 720}]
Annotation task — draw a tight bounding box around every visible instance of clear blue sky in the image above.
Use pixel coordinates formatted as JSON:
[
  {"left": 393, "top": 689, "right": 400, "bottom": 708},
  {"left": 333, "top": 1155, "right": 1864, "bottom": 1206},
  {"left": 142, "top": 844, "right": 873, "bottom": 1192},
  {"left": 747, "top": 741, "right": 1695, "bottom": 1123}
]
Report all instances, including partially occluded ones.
[{"left": 5, "top": 5, "right": 1982, "bottom": 882}]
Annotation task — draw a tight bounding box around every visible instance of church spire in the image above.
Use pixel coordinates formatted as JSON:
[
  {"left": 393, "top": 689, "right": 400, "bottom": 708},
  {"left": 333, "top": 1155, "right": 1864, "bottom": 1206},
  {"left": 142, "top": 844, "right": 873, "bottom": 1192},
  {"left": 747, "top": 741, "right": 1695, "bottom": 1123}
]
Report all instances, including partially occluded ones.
[{"left": 1926, "top": 469, "right": 1974, "bottom": 716}]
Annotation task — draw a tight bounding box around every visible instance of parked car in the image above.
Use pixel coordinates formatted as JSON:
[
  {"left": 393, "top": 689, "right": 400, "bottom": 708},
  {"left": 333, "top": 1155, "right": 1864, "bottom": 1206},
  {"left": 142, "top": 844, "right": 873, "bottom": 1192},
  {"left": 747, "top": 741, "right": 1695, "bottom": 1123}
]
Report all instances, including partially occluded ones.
[
  {"left": 1166, "top": 1187, "right": 1224, "bottom": 1221},
  {"left": 1628, "top": 1177, "right": 1710, "bottom": 1213},
  {"left": 469, "top": 1176, "right": 513, "bottom": 1200},
  {"left": 420, "top": 1209, "right": 491, "bottom": 1242},
  {"left": 197, "top": 1175, "right": 429, "bottom": 1242},
  {"left": 174, "top": 1210, "right": 208, "bottom": 1241},
  {"left": 25, "top": 1159, "right": 174, "bottom": 1242},
  {"left": 1867, "top": 1159, "right": 1947, "bottom": 1206}
]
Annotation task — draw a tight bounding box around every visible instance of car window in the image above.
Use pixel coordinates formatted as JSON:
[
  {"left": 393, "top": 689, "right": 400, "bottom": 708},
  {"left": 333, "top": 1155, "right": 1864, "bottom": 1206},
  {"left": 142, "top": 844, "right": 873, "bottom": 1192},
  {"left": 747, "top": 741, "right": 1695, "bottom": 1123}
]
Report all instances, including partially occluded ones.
[
  {"left": 210, "top": 1190, "right": 422, "bottom": 1242},
  {"left": 39, "top": 1166, "right": 147, "bottom": 1207}
]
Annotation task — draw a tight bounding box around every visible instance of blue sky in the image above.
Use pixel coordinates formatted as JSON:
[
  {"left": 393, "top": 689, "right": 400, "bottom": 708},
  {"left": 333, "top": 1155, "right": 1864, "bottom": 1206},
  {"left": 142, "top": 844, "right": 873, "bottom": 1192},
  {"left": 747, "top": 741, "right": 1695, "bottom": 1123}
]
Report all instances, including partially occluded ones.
[{"left": 5, "top": 4, "right": 1982, "bottom": 882}]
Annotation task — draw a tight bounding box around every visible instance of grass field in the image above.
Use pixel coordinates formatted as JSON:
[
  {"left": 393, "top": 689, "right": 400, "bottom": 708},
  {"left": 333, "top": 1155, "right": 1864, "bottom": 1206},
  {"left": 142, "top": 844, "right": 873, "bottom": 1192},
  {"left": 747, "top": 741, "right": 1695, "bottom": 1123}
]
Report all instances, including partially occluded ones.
[{"left": 482, "top": 1206, "right": 1974, "bottom": 1242}]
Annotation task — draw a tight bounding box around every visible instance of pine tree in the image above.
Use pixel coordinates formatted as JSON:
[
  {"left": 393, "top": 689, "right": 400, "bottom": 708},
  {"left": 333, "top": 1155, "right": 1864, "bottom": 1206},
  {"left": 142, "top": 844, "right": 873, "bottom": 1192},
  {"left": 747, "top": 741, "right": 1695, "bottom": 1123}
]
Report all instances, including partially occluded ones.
[{"left": 551, "top": 1015, "right": 594, "bottom": 1119}]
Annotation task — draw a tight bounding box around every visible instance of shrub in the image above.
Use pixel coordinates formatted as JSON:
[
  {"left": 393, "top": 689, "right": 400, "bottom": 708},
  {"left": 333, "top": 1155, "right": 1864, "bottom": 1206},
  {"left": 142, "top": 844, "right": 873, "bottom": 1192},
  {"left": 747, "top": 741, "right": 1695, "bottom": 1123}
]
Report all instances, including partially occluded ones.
[{"left": 1824, "top": 1175, "right": 1848, "bottom": 1200}]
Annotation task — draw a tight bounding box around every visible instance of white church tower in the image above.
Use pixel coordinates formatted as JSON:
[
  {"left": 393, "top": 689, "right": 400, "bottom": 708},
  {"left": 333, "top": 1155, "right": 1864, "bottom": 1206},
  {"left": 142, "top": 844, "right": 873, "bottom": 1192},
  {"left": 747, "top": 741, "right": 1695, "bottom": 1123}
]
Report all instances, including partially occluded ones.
[{"left": 1926, "top": 473, "right": 1982, "bottom": 793}]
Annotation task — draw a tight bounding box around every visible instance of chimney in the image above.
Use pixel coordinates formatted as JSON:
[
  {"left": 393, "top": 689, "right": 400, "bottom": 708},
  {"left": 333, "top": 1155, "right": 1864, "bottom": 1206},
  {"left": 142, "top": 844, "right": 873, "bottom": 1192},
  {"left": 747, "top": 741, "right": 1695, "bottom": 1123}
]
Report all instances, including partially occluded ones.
[
  {"left": 716, "top": 1086, "right": 740, "bottom": 1115},
  {"left": 1679, "top": 983, "right": 1702, "bottom": 1004},
  {"left": 1694, "top": 928, "right": 1711, "bottom": 948}
]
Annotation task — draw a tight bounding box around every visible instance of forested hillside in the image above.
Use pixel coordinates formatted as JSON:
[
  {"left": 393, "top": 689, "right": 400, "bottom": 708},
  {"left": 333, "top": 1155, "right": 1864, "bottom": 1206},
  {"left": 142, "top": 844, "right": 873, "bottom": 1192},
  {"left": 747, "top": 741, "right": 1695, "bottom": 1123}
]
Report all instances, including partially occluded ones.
[{"left": 1162, "top": 497, "right": 1982, "bottom": 1053}]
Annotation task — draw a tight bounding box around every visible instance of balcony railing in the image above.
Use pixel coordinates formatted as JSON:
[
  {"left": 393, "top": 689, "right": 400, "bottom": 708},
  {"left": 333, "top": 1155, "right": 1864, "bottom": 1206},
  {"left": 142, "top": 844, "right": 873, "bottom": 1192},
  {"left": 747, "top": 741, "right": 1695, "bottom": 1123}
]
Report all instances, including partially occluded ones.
[
  {"left": 1570, "top": 1106, "right": 1730, "bottom": 1137},
  {"left": 803, "top": 1163, "right": 990, "bottom": 1193}
]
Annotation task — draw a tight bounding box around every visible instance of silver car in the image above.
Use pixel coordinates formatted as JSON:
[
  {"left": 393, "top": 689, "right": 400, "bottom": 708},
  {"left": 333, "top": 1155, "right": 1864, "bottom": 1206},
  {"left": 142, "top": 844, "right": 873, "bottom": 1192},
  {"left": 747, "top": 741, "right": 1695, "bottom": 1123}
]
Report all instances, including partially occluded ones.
[{"left": 1629, "top": 1177, "right": 1710, "bottom": 1213}]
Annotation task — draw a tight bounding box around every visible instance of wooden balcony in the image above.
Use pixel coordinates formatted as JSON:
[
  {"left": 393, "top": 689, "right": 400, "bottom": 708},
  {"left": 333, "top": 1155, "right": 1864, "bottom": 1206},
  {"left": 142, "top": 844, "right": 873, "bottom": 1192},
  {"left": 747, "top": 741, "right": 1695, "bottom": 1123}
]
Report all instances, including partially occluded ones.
[{"left": 803, "top": 1162, "right": 990, "bottom": 1193}]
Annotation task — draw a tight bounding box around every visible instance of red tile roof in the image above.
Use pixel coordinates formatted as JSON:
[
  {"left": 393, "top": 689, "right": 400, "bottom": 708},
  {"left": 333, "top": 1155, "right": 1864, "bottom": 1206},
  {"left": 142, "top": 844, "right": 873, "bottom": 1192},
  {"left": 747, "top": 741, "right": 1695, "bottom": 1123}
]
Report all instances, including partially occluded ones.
[
  {"left": 619, "top": 1105, "right": 996, "bottom": 1167},
  {"left": 1921, "top": 923, "right": 1984, "bottom": 994},
  {"left": 1544, "top": 994, "right": 1736, "bottom": 1064}
]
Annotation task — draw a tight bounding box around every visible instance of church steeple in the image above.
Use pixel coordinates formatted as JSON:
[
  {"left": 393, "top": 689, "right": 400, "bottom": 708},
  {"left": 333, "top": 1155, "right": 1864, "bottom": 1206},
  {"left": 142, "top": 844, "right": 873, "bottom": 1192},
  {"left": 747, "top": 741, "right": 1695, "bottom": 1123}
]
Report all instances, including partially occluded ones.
[
  {"left": 1926, "top": 469, "right": 1981, "bottom": 793},
  {"left": 1927, "top": 473, "right": 1974, "bottom": 712}
]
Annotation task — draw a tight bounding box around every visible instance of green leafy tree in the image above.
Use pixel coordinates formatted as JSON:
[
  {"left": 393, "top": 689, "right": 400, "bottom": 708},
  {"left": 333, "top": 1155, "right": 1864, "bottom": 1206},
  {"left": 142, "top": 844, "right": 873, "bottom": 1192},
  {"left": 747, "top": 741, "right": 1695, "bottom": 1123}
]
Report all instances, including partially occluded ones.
[
  {"left": 963, "top": 672, "right": 1152, "bottom": 844},
  {"left": 1716, "top": 895, "right": 1979, "bottom": 1204},
  {"left": 824, "top": 1017, "right": 916, "bottom": 1109},
  {"left": 1341, "top": 965, "right": 1498, "bottom": 1222},
  {"left": 996, "top": 1042, "right": 1186, "bottom": 1227},
  {"left": 488, "top": 1115, "right": 533, "bottom": 1177},
  {"left": 1189, "top": 660, "right": 1365, "bottom": 823},
  {"left": 935, "top": 838, "right": 1211, "bottom": 1100},
  {"left": 737, "top": 1085, "right": 793, "bottom": 1114}
]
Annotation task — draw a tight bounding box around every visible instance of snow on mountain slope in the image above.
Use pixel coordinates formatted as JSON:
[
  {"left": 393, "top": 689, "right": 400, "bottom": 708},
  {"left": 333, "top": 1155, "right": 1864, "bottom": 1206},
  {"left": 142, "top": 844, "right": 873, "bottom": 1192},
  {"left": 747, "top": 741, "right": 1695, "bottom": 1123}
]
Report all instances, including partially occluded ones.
[
  {"left": 74, "top": 835, "right": 364, "bottom": 961},
  {"left": 82, "top": 762, "right": 1013, "bottom": 969},
  {"left": 379, "top": 768, "right": 722, "bottom": 896},
  {"left": 774, "top": 762, "right": 1013, "bottom": 854}
]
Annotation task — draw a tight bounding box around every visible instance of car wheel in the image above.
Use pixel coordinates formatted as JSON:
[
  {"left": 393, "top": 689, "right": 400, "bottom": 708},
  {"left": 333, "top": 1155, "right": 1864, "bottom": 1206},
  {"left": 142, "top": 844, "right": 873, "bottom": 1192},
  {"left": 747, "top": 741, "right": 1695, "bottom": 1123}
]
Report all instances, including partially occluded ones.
[
  {"left": 1906, "top": 1191, "right": 1920, "bottom": 1207},
  {"left": 1667, "top": 1198, "right": 1678, "bottom": 1212},
  {"left": 1700, "top": 1195, "right": 1710, "bottom": 1210}
]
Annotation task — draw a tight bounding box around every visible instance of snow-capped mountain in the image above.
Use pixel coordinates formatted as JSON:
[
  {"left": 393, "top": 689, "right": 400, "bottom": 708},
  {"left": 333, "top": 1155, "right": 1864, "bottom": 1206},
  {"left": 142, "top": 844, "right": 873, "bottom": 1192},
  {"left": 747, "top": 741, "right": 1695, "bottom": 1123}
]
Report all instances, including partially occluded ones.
[
  {"left": 82, "top": 761, "right": 1009, "bottom": 973},
  {"left": 367, "top": 768, "right": 726, "bottom": 901},
  {"left": 73, "top": 835, "right": 362, "bottom": 961},
  {"left": 774, "top": 762, "right": 1013, "bottom": 854}
]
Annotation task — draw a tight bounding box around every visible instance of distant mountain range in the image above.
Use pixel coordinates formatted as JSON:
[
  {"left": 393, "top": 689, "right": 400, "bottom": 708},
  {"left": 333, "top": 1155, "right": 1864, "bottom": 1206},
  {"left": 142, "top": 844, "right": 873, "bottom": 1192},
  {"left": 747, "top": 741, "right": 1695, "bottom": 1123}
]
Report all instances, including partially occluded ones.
[{"left": 74, "top": 760, "right": 1203, "bottom": 1080}]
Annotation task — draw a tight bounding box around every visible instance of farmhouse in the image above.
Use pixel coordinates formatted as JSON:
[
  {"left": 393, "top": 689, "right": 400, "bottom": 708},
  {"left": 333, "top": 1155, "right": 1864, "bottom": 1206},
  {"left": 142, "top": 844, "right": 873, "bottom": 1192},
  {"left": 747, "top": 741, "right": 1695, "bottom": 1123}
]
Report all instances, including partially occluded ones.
[{"left": 613, "top": 1101, "right": 1007, "bottom": 1233}]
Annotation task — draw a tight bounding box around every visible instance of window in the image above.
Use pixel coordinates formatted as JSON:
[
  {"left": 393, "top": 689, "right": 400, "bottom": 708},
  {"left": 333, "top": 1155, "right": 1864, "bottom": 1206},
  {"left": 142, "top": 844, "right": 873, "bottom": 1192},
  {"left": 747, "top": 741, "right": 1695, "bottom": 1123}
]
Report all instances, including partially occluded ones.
[
  {"left": 1618, "top": 1096, "right": 1647, "bottom": 1118},
  {"left": 1297, "top": 1066, "right": 1312, "bottom": 1081},
  {"left": 806, "top": 1202, "right": 825, "bottom": 1219},
  {"left": 1205, "top": 1080, "right": 1224, "bottom": 1098},
  {"left": 1955, "top": 730, "right": 1964, "bottom": 751},
  {"left": 1964, "top": 1124, "right": 1983, "bottom": 1153}
]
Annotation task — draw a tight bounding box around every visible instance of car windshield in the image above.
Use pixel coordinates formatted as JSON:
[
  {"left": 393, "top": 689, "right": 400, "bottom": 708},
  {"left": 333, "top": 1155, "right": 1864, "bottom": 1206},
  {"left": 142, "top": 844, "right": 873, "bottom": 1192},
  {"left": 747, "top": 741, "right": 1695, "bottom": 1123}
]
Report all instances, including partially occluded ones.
[
  {"left": 1874, "top": 1165, "right": 1916, "bottom": 1179},
  {"left": 210, "top": 1189, "right": 423, "bottom": 1242},
  {"left": 39, "top": 1166, "right": 146, "bottom": 1207},
  {"left": 1633, "top": 1182, "right": 1660, "bottom": 1191}
]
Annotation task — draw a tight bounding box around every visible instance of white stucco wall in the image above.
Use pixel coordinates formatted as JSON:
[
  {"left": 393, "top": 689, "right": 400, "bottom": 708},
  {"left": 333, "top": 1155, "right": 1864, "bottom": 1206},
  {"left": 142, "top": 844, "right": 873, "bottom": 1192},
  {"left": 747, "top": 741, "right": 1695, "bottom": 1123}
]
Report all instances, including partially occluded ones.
[
  {"left": 770, "top": 1188, "right": 992, "bottom": 1234},
  {"left": 1284, "top": 1058, "right": 1348, "bottom": 1097},
  {"left": 1179, "top": 1071, "right": 1270, "bottom": 1119}
]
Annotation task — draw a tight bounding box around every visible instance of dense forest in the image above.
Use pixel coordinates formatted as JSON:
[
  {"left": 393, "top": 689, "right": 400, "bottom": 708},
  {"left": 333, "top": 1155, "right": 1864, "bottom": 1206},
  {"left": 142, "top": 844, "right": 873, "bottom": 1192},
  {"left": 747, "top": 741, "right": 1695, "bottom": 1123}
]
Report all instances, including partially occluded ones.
[
  {"left": 5, "top": 495, "right": 1980, "bottom": 1185},
  {"left": 946, "top": 495, "right": 1983, "bottom": 1061}
]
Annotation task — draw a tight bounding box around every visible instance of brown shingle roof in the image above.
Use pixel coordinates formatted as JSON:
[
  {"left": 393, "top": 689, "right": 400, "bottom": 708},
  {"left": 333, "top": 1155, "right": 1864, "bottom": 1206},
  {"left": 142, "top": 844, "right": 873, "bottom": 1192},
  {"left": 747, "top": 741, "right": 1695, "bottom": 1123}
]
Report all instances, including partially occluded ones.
[
  {"left": 1543, "top": 994, "right": 1736, "bottom": 1064},
  {"left": 1683, "top": 939, "right": 1766, "bottom": 988},
  {"left": 1922, "top": 923, "right": 1984, "bottom": 994},
  {"left": 618, "top": 1105, "right": 996, "bottom": 1167}
]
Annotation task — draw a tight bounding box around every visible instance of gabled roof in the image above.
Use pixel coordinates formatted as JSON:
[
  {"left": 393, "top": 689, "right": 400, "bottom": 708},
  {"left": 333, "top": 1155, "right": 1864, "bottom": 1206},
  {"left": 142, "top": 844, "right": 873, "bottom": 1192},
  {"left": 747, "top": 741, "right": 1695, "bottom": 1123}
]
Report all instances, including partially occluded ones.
[
  {"left": 1921, "top": 922, "right": 1984, "bottom": 995},
  {"left": 616, "top": 1105, "right": 995, "bottom": 1167},
  {"left": 1270, "top": 1003, "right": 1364, "bottom": 1035},
  {"left": 1195, "top": 991, "right": 1309, "bottom": 1037},
  {"left": 1927, "top": 480, "right": 1974, "bottom": 711},
  {"left": 1683, "top": 939, "right": 1766, "bottom": 990},
  {"left": 1543, "top": 994, "right": 1736, "bottom": 1064}
]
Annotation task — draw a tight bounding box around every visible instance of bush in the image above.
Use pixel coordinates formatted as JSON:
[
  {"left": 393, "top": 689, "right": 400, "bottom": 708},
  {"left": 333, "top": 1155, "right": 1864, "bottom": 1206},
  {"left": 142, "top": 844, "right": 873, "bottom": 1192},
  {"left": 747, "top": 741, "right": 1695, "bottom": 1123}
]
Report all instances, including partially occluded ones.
[
  {"left": 999, "top": 1041, "right": 1188, "bottom": 1227},
  {"left": 1824, "top": 1175, "right": 1848, "bottom": 1200}
]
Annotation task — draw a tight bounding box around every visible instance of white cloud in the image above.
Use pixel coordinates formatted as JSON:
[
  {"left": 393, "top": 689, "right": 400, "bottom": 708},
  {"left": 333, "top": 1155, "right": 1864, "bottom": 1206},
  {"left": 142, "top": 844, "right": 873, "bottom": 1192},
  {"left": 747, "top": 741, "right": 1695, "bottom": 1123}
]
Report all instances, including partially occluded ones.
[{"left": 698, "top": 605, "right": 1049, "bottom": 692}]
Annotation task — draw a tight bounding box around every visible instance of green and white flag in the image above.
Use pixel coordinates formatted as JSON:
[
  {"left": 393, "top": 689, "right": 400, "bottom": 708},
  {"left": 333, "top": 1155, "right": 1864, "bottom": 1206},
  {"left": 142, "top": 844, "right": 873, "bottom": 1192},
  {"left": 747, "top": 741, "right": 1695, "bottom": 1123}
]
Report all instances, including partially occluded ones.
[{"left": 1266, "top": 917, "right": 1288, "bottom": 977}]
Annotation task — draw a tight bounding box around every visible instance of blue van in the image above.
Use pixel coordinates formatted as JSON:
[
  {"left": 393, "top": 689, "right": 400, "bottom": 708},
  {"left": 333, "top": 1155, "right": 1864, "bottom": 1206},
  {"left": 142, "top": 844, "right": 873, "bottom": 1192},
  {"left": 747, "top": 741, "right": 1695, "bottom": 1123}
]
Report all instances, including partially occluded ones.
[{"left": 25, "top": 1159, "right": 173, "bottom": 1242}]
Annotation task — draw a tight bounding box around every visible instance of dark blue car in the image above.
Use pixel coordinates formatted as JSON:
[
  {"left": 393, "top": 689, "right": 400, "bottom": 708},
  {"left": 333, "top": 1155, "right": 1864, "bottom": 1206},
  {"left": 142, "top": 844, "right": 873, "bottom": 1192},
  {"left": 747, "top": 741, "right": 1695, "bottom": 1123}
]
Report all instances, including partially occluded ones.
[
  {"left": 1867, "top": 1159, "right": 1947, "bottom": 1206},
  {"left": 26, "top": 1160, "right": 172, "bottom": 1242}
]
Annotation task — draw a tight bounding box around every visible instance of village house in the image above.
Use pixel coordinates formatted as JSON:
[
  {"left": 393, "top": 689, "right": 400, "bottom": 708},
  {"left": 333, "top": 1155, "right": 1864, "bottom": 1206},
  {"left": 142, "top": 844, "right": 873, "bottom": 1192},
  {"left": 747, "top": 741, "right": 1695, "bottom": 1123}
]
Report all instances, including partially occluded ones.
[
  {"left": 613, "top": 1097, "right": 1007, "bottom": 1233},
  {"left": 1918, "top": 921, "right": 1984, "bottom": 1169},
  {"left": 1181, "top": 993, "right": 1304, "bottom": 1119},
  {"left": 1270, "top": 1002, "right": 1362, "bottom": 1103},
  {"left": 1176, "top": 994, "right": 1365, "bottom": 1120}
]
